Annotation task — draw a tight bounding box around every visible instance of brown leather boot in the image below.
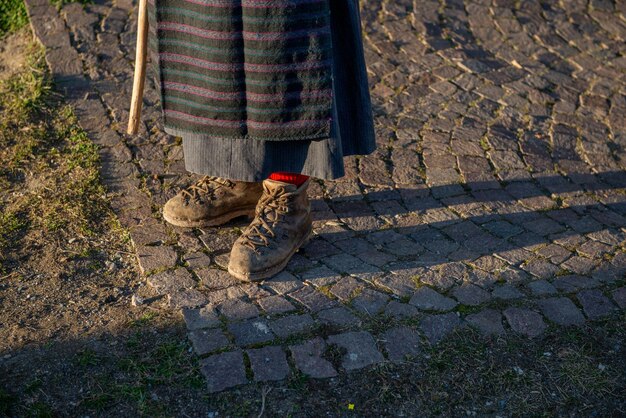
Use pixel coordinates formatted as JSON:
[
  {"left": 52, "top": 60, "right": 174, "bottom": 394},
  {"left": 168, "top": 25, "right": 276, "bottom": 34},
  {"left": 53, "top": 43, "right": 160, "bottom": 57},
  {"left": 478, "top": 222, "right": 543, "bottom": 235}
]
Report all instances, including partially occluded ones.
[
  {"left": 228, "top": 178, "right": 312, "bottom": 281},
  {"left": 163, "top": 176, "right": 263, "bottom": 228}
]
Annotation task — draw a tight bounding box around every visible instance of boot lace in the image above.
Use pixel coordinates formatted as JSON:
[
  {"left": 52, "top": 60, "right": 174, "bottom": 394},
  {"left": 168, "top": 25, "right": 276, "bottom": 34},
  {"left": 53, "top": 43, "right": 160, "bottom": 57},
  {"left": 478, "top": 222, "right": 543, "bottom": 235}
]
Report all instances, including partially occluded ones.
[
  {"left": 240, "top": 187, "right": 290, "bottom": 250},
  {"left": 181, "top": 176, "right": 235, "bottom": 204}
]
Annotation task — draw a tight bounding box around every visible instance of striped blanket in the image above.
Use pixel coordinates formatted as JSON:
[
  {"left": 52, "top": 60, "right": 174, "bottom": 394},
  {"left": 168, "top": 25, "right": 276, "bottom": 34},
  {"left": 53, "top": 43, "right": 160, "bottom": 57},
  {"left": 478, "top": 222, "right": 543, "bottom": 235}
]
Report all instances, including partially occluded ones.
[{"left": 147, "top": 0, "right": 334, "bottom": 141}]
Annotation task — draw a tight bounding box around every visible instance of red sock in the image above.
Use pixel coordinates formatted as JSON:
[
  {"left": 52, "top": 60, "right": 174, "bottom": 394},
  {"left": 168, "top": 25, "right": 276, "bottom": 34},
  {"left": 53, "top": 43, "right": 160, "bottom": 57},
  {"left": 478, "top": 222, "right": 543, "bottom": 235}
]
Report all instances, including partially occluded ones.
[{"left": 269, "top": 172, "right": 309, "bottom": 187}]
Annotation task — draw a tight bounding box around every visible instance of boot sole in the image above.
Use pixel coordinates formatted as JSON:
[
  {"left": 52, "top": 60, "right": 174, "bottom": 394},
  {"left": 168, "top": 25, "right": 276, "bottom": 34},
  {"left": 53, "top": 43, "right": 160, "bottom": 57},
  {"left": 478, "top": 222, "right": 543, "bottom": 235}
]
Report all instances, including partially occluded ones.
[
  {"left": 163, "top": 207, "right": 256, "bottom": 228},
  {"left": 228, "top": 228, "right": 313, "bottom": 282}
]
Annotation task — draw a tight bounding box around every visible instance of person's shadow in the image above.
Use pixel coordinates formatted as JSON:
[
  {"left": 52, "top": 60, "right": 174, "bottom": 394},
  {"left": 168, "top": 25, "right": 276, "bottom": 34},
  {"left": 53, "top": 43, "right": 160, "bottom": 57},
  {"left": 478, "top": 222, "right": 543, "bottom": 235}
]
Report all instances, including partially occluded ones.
[{"left": 295, "top": 170, "right": 626, "bottom": 289}]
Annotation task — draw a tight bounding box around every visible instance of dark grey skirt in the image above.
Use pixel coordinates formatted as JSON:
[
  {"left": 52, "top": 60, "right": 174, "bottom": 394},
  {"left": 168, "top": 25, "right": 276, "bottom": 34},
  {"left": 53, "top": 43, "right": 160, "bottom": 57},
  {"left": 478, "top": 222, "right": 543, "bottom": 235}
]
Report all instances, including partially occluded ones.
[{"left": 166, "top": 0, "right": 376, "bottom": 181}]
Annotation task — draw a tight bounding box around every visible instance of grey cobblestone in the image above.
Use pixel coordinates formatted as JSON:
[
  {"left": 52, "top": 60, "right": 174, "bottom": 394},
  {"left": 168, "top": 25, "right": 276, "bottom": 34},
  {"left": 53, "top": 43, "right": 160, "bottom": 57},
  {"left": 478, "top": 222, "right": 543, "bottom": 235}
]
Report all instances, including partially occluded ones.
[
  {"left": 317, "top": 307, "right": 360, "bottom": 327},
  {"left": 168, "top": 290, "right": 208, "bottom": 309},
  {"left": 612, "top": 287, "right": 626, "bottom": 309},
  {"left": 217, "top": 299, "right": 260, "bottom": 321},
  {"left": 136, "top": 245, "right": 178, "bottom": 275},
  {"left": 351, "top": 288, "right": 389, "bottom": 315},
  {"left": 381, "top": 327, "right": 422, "bottom": 362},
  {"left": 577, "top": 290, "right": 617, "bottom": 320},
  {"left": 503, "top": 308, "right": 546, "bottom": 338},
  {"left": 327, "top": 331, "right": 384, "bottom": 371},
  {"left": 147, "top": 268, "right": 195, "bottom": 294},
  {"left": 466, "top": 309, "right": 505, "bottom": 336},
  {"left": 527, "top": 280, "right": 558, "bottom": 296},
  {"left": 452, "top": 284, "right": 491, "bottom": 306},
  {"left": 257, "top": 295, "right": 296, "bottom": 315},
  {"left": 28, "top": 0, "right": 626, "bottom": 392},
  {"left": 385, "top": 301, "right": 419, "bottom": 319},
  {"left": 182, "top": 305, "right": 220, "bottom": 330},
  {"left": 420, "top": 313, "right": 462, "bottom": 344},
  {"left": 228, "top": 319, "right": 274, "bottom": 346},
  {"left": 200, "top": 351, "right": 247, "bottom": 393},
  {"left": 188, "top": 329, "right": 230, "bottom": 355},
  {"left": 409, "top": 286, "right": 458, "bottom": 311},
  {"left": 247, "top": 346, "right": 290, "bottom": 382},
  {"left": 289, "top": 337, "right": 337, "bottom": 378},
  {"left": 537, "top": 297, "right": 585, "bottom": 326},
  {"left": 492, "top": 285, "right": 524, "bottom": 300},
  {"left": 269, "top": 314, "right": 316, "bottom": 339}
]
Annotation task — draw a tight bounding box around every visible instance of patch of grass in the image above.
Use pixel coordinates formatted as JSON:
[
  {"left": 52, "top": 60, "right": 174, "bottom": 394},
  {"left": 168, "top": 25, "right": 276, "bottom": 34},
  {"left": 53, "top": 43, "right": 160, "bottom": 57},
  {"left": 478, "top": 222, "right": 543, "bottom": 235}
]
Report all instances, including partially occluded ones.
[
  {"left": 0, "top": 210, "right": 27, "bottom": 257},
  {"left": 0, "top": 387, "right": 18, "bottom": 416},
  {"left": 455, "top": 304, "right": 481, "bottom": 314},
  {"left": 0, "top": 40, "right": 127, "bottom": 267},
  {"left": 24, "top": 401, "right": 55, "bottom": 418},
  {"left": 75, "top": 348, "right": 101, "bottom": 367},
  {"left": 0, "top": 0, "right": 28, "bottom": 37},
  {"left": 79, "top": 336, "right": 204, "bottom": 415}
]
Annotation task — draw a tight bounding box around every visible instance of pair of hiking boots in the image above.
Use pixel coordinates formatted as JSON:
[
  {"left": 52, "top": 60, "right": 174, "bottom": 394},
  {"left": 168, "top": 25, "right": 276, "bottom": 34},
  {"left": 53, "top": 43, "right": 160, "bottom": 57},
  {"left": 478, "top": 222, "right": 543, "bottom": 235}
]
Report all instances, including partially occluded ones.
[{"left": 163, "top": 176, "right": 312, "bottom": 281}]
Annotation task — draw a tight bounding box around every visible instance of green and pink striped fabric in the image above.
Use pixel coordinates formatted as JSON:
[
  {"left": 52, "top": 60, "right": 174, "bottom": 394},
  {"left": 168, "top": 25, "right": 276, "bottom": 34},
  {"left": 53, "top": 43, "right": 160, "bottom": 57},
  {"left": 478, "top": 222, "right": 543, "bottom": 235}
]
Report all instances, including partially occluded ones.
[{"left": 147, "top": 0, "right": 333, "bottom": 141}]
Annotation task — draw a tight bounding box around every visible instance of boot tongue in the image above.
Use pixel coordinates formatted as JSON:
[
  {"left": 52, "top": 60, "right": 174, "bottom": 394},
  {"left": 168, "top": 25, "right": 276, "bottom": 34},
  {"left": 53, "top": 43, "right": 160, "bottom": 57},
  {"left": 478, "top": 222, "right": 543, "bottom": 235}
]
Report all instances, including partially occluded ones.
[{"left": 263, "top": 178, "right": 297, "bottom": 194}]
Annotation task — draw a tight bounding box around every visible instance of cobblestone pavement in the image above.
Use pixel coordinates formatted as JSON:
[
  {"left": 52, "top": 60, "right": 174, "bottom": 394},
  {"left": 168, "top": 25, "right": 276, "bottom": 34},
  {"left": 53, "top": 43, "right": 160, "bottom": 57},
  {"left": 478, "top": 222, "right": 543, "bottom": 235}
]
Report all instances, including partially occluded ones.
[{"left": 25, "top": 0, "right": 626, "bottom": 392}]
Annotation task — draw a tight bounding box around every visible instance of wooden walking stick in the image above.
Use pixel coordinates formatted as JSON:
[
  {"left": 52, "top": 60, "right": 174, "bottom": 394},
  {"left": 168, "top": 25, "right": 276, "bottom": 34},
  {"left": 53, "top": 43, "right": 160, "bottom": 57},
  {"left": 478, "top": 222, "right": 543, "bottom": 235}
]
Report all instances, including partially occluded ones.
[{"left": 127, "top": 0, "right": 149, "bottom": 135}]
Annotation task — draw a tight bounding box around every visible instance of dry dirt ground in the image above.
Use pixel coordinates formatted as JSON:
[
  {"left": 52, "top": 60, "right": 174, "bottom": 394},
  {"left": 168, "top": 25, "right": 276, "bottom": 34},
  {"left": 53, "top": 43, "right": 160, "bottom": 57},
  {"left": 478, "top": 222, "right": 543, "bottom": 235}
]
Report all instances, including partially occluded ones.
[{"left": 0, "top": 26, "right": 625, "bottom": 418}]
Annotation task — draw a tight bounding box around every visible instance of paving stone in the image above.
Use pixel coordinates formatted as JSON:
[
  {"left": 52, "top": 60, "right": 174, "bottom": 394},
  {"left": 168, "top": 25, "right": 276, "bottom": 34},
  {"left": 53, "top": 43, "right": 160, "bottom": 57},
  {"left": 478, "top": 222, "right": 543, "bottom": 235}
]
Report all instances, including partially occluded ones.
[
  {"left": 240, "top": 283, "right": 272, "bottom": 300},
  {"left": 374, "top": 274, "right": 418, "bottom": 297},
  {"left": 200, "top": 351, "right": 247, "bottom": 393},
  {"left": 317, "top": 307, "right": 361, "bottom": 327},
  {"left": 562, "top": 255, "right": 596, "bottom": 275},
  {"left": 218, "top": 299, "right": 260, "bottom": 321},
  {"left": 503, "top": 308, "right": 546, "bottom": 338},
  {"left": 188, "top": 328, "right": 230, "bottom": 355},
  {"left": 414, "top": 266, "right": 458, "bottom": 291},
  {"left": 168, "top": 289, "right": 209, "bottom": 309},
  {"left": 466, "top": 309, "right": 505, "bottom": 336},
  {"left": 289, "top": 337, "right": 337, "bottom": 378},
  {"left": 182, "top": 305, "right": 220, "bottom": 330},
  {"left": 612, "top": 287, "right": 626, "bottom": 309},
  {"left": 420, "top": 313, "right": 462, "bottom": 344},
  {"left": 520, "top": 259, "right": 561, "bottom": 279},
  {"left": 323, "top": 253, "right": 379, "bottom": 276},
  {"left": 330, "top": 277, "right": 363, "bottom": 301},
  {"left": 452, "top": 283, "right": 491, "bottom": 306},
  {"left": 269, "top": 314, "right": 316, "bottom": 338},
  {"left": 577, "top": 289, "right": 617, "bottom": 320},
  {"left": 136, "top": 245, "right": 178, "bottom": 274},
  {"left": 288, "top": 286, "right": 338, "bottom": 312},
  {"left": 213, "top": 253, "right": 230, "bottom": 269},
  {"left": 385, "top": 301, "right": 420, "bottom": 319},
  {"left": 381, "top": 326, "right": 422, "bottom": 362},
  {"left": 228, "top": 319, "right": 275, "bottom": 346},
  {"left": 527, "top": 280, "right": 558, "bottom": 296},
  {"left": 247, "top": 346, "right": 290, "bottom": 382},
  {"left": 552, "top": 275, "right": 600, "bottom": 293},
  {"left": 351, "top": 288, "right": 389, "bottom": 315},
  {"left": 263, "top": 271, "right": 304, "bottom": 294},
  {"left": 299, "top": 265, "right": 342, "bottom": 287},
  {"left": 326, "top": 331, "right": 384, "bottom": 371},
  {"left": 147, "top": 268, "right": 196, "bottom": 294},
  {"left": 199, "top": 230, "right": 239, "bottom": 253},
  {"left": 194, "top": 267, "right": 239, "bottom": 289},
  {"left": 301, "top": 238, "right": 342, "bottom": 260},
  {"left": 183, "top": 251, "right": 212, "bottom": 269},
  {"left": 492, "top": 284, "right": 524, "bottom": 300},
  {"left": 409, "top": 286, "right": 458, "bottom": 311},
  {"left": 537, "top": 297, "right": 585, "bottom": 326},
  {"left": 257, "top": 295, "right": 296, "bottom": 315}
]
